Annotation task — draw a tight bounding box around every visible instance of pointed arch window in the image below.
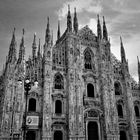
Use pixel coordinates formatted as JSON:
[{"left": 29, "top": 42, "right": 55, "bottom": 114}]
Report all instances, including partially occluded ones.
[
  {"left": 87, "top": 83, "right": 94, "bottom": 98},
  {"left": 55, "top": 100, "right": 62, "bottom": 114},
  {"left": 84, "top": 50, "right": 92, "bottom": 69},
  {"left": 117, "top": 104, "right": 123, "bottom": 118},
  {"left": 134, "top": 105, "right": 140, "bottom": 117},
  {"left": 114, "top": 82, "right": 122, "bottom": 95},
  {"left": 28, "top": 98, "right": 36, "bottom": 112},
  {"left": 54, "top": 73, "right": 64, "bottom": 89}
]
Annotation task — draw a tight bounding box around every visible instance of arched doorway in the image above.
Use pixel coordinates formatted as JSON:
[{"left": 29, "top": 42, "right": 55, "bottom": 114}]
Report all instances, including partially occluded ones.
[
  {"left": 54, "top": 131, "right": 63, "bottom": 140},
  {"left": 138, "top": 130, "right": 140, "bottom": 140},
  {"left": 26, "top": 131, "right": 36, "bottom": 140},
  {"left": 88, "top": 121, "right": 99, "bottom": 140},
  {"left": 120, "top": 131, "right": 127, "bottom": 140}
]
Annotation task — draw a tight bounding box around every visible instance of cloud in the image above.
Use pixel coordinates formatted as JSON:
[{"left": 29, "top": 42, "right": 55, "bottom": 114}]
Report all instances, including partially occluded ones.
[{"left": 57, "top": 0, "right": 102, "bottom": 19}]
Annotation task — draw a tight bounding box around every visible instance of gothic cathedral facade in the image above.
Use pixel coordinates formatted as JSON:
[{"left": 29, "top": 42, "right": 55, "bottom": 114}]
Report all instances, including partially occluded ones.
[{"left": 0, "top": 7, "right": 140, "bottom": 140}]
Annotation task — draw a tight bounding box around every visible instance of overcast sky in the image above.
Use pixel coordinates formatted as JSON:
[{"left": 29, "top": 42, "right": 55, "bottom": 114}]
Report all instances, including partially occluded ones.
[{"left": 0, "top": 0, "right": 140, "bottom": 81}]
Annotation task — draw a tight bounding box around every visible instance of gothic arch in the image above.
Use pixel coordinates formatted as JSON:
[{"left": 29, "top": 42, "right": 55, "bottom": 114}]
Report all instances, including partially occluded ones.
[
  {"left": 87, "top": 83, "right": 94, "bottom": 97},
  {"left": 134, "top": 105, "right": 140, "bottom": 117},
  {"left": 117, "top": 104, "right": 123, "bottom": 118},
  {"left": 84, "top": 48, "right": 94, "bottom": 70},
  {"left": 114, "top": 81, "right": 122, "bottom": 95},
  {"left": 134, "top": 100, "right": 140, "bottom": 117},
  {"left": 54, "top": 72, "right": 64, "bottom": 89},
  {"left": 55, "top": 100, "right": 62, "bottom": 114}
]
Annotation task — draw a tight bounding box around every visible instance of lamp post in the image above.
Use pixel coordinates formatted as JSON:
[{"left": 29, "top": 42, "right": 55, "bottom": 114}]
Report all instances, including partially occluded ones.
[{"left": 23, "top": 79, "right": 31, "bottom": 140}]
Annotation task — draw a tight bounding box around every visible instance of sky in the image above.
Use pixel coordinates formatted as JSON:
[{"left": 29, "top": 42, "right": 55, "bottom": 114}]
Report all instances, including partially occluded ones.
[{"left": 0, "top": 0, "right": 140, "bottom": 81}]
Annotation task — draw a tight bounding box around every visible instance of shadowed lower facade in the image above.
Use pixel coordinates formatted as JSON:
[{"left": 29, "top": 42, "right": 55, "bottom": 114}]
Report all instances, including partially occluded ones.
[{"left": 0, "top": 7, "right": 140, "bottom": 140}]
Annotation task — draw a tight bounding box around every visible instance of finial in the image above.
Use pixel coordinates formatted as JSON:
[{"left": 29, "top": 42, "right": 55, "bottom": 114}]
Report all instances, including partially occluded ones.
[
  {"left": 120, "top": 36, "right": 123, "bottom": 46},
  {"left": 51, "top": 30, "right": 53, "bottom": 45},
  {"left": 68, "top": 5, "right": 70, "bottom": 11},
  {"left": 74, "top": 7, "right": 76, "bottom": 13},
  {"left": 39, "top": 38, "right": 40, "bottom": 46},
  {"left": 120, "top": 36, "right": 122, "bottom": 42},
  {"left": 97, "top": 14, "right": 99, "bottom": 19},
  {"left": 137, "top": 56, "right": 140, "bottom": 63},
  {"left": 47, "top": 17, "right": 50, "bottom": 29},
  {"left": 12, "top": 27, "right": 16, "bottom": 38},
  {"left": 13, "top": 27, "right": 16, "bottom": 34},
  {"left": 47, "top": 17, "right": 49, "bottom": 23},
  {"left": 34, "top": 33, "right": 36, "bottom": 40},
  {"left": 103, "top": 16, "right": 105, "bottom": 21},
  {"left": 22, "top": 28, "right": 25, "bottom": 35},
  {"left": 57, "top": 20, "right": 60, "bottom": 40}
]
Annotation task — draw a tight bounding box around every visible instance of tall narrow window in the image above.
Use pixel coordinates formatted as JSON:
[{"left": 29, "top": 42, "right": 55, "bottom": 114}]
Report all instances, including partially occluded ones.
[
  {"left": 54, "top": 73, "right": 64, "bottom": 89},
  {"left": 114, "top": 82, "right": 122, "bottom": 95},
  {"left": 55, "top": 100, "right": 62, "bottom": 114},
  {"left": 117, "top": 104, "right": 123, "bottom": 118},
  {"left": 134, "top": 106, "right": 140, "bottom": 117},
  {"left": 28, "top": 98, "right": 36, "bottom": 112},
  {"left": 87, "top": 83, "right": 94, "bottom": 98},
  {"left": 84, "top": 50, "right": 92, "bottom": 69}
]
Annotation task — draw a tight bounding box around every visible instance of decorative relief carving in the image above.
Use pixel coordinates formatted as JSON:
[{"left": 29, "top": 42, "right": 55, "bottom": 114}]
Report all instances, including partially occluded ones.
[{"left": 88, "top": 110, "right": 98, "bottom": 117}]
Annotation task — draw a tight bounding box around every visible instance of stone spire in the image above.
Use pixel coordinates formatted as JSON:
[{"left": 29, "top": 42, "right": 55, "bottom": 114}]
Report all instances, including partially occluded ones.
[
  {"left": 45, "top": 17, "right": 51, "bottom": 43},
  {"left": 17, "top": 29, "right": 25, "bottom": 63},
  {"left": 57, "top": 20, "right": 60, "bottom": 40},
  {"left": 32, "top": 33, "right": 37, "bottom": 60},
  {"left": 51, "top": 30, "right": 53, "bottom": 46},
  {"left": 103, "top": 16, "right": 108, "bottom": 40},
  {"left": 37, "top": 39, "right": 41, "bottom": 57},
  {"left": 7, "top": 28, "right": 17, "bottom": 64},
  {"left": 120, "top": 36, "right": 126, "bottom": 63},
  {"left": 73, "top": 7, "right": 78, "bottom": 33},
  {"left": 137, "top": 56, "right": 140, "bottom": 85},
  {"left": 67, "top": 5, "right": 72, "bottom": 32},
  {"left": 97, "top": 14, "right": 102, "bottom": 40}
]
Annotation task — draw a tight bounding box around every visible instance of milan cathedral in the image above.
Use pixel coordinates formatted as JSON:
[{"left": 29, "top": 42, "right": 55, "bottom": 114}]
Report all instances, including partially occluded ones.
[{"left": 0, "top": 6, "right": 140, "bottom": 140}]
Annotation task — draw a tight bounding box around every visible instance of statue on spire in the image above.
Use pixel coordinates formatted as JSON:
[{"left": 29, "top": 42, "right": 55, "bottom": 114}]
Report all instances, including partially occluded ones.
[
  {"left": 103, "top": 16, "right": 108, "bottom": 41},
  {"left": 67, "top": 5, "right": 72, "bottom": 32},
  {"left": 32, "top": 33, "right": 37, "bottom": 60},
  {"left": 97, "top": 14, "right": 102, "bottom": 40},
  {"left": 57, "top": 20, "right": 60, "bottom": 40},
  {"left": 120, "top": 36, "right": 126, "bottom": 63},
  {"left": 137, "top": 56, "right": 140, "bottom": 87},
  {"left": 73, "top": 7, "right": 78, "bottom": 33},
  {"left": 45, "top": 17, "right": 51, "bottom": 43},
  {"left": 7, "top": 28, "right": 17, "bottom": 64},
  {"left": 17, "top": 29, "right": 25, "bottom": 63}
]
